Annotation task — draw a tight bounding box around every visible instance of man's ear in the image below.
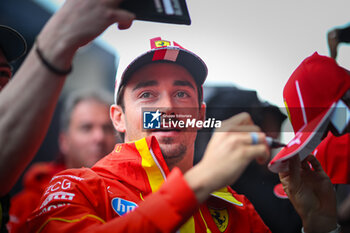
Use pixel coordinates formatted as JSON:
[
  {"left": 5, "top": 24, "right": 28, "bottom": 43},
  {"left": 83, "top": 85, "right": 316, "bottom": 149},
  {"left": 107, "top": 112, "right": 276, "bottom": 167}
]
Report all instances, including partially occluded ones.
[
  {"left": 110, "top": 104, "right": 126, "bottom": 133},
  {"left": 58, "top": 132, "right": 69, "bottom": 155},
  {"left": 199, "top": 102, "right": 206, "bottom": 122}
]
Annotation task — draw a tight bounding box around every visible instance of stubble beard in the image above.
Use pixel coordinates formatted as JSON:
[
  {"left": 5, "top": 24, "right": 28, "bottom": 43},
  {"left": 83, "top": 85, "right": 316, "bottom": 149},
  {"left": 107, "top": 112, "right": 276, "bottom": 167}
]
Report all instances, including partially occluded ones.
[{"left": 158, "top": 137, "right": 187, "bottom": 168}]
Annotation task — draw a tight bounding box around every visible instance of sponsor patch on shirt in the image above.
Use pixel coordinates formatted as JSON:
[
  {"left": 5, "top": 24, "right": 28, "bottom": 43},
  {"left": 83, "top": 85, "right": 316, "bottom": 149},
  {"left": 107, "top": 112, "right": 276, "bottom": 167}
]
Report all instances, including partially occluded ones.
[
  {"left": 111, "top": 198, "right": 138, "bottom": 216},
  {"left": 40, "top": 191, "right": 75, "bottom": 208},
  {"left": 51, "top": 174, "right": 84, "bottom": 182},
  {"left": 209, "top": 207, "right": 229, "bottom": 232},
  {"left": 36, "top": 203, "right": 70, "bottom": 217}
]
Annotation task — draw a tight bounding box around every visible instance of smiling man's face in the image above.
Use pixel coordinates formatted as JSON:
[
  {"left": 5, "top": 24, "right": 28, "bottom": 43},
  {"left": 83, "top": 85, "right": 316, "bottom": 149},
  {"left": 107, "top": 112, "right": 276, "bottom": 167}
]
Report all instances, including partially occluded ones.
[{"left": 111, "top": 62, "right": 205, "bottom": 170}]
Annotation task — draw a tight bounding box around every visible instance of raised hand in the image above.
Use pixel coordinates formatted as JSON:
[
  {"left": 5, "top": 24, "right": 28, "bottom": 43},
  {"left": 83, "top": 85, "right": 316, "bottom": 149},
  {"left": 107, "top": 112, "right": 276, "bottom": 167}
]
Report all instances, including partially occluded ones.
[{"left": 279, "top": 155, "right": 337, "bottom": 233}]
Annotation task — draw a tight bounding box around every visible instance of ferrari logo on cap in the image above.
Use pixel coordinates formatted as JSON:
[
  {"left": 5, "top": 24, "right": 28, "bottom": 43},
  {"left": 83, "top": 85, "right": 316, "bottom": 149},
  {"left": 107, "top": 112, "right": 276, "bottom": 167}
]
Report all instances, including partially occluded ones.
[
  {"left": 287, "top": 132, "right": 302, "bottom": 147},
  {"left": 154, "top": 40, "right": 170, "bottom": 48}
]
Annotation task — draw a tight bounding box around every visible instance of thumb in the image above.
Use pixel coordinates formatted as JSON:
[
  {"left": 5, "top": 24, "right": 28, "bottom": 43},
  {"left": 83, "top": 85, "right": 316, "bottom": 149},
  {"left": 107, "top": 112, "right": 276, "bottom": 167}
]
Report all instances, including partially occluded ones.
[{"left": 110, "top": 9, "right": 136, "bottom": 29}]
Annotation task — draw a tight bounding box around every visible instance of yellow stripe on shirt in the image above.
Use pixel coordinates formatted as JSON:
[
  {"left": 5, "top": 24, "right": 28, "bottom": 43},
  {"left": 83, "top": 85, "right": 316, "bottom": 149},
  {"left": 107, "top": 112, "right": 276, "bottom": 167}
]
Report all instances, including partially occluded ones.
[
  {"left": 36, "top": 214, "right": 105, "bottom": 233},
  {"left": 179, "top": 216, "right": 196, "bottom": 233},
  {"left": 211, "top": 187, "right": 243, "bottom": 206},
  {"left": 135, "top": 138, "right": 165, "bottom": 192}
]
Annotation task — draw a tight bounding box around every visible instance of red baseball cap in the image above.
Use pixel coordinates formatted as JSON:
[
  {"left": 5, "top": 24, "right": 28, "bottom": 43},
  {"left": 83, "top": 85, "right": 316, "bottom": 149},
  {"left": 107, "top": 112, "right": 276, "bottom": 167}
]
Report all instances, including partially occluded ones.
[
  {"left": 268, "top": 52, "right": 350, "bottom": 173},
  {"left": 114, "top": 37, "right": 208, "bottom": 103}
]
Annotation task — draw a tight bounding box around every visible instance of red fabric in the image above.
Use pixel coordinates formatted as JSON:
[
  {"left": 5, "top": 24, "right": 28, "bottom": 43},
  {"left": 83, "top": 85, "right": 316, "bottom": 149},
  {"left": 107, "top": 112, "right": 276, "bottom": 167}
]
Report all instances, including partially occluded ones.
[
  {"left": 152, "top": 49, "right": 167, "bottom": 61},
  {"left": 26, "top": 167, "right": 197, "bottom": 233},
  {"left": 194, "top": 188, "right": 270, "bottom": 233},
  {"left": 283, "top": 52, "right": 350, "bottom": 133},
  {"left": 314, "top": 132, "right": 350, "bottom": 184},
  {"left": 269, "top": 52, "right": 350, "bottom": 173},
  {"left": 26, "top": 136, "right": 269, "bottom": 233},
  {"left": 8, "top": 162, "right": 65, "bottom": 233},
  {"left": 150, "top": 37, "right": 162, "bottom": 49}
]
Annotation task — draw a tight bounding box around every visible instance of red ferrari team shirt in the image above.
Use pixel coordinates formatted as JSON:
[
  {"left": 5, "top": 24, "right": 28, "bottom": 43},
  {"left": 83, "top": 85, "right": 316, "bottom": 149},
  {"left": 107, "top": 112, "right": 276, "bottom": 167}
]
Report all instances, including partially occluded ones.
[{"left": 26, "top": 136, "right": 270, "bottom": 233}]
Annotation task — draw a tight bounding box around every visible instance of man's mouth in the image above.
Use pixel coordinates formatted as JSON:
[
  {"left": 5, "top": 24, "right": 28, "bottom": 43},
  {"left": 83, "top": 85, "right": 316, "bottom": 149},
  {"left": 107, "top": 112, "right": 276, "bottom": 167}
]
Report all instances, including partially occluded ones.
[{"left": 149, "top": 126, "right": 183, "bottom": 138}]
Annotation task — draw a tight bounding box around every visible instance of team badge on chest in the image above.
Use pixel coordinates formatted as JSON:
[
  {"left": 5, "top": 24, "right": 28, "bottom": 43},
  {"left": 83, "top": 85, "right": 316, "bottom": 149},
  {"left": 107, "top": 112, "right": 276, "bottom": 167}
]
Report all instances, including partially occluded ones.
[{"left": 208, "top": 207, "right": 229, "bottom": 232}]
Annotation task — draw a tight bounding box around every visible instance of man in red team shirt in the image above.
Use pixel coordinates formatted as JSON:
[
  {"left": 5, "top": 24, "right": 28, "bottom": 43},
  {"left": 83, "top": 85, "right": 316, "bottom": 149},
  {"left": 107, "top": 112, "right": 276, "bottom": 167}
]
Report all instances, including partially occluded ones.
[
  {"left": 26, "top": 0, "right": 338, "bottom": 233},
  {"left": 8, "top": 89, "right": 117, "bottom": 233}
]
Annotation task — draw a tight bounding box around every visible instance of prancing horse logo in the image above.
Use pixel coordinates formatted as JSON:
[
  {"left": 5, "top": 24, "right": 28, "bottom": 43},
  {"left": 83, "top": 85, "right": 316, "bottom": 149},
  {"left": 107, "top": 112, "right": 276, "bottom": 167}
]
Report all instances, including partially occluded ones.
[{"left": 208, "top": 207, "right": 229, "bottom": 232}]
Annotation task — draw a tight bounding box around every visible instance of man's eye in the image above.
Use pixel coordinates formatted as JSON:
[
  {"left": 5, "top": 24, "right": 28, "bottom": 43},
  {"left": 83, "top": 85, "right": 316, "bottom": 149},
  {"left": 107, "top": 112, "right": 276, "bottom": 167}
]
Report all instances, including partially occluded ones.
[
  {"left": 140, "top": 92, "right": 152, "bottom": 98},
  {"left": 80, "top": 125, "right": 92, "bottom": 132},
  {"left": 176, "top": 91, "right": 189, "bottom": 98}
]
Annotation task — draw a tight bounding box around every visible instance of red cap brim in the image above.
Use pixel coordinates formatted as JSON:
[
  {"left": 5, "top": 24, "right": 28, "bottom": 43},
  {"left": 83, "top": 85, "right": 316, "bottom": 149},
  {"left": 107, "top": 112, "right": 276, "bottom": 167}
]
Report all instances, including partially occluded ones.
[{"left": 268, "top": 102, "right": 336, "bottom": 173}]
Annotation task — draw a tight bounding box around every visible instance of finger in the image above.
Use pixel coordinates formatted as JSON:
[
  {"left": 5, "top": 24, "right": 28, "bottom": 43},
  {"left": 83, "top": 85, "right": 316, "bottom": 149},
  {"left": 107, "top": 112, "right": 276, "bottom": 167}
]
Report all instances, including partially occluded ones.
[
  {"left": 279, "top": 155, "right": 301, "bottom": 184},
  {"left": 250, "top": 132, "right": 267, "bottom": 145},
  {"left": 300, "top": 159, "right": 311, "bottom": 171},
  {"left": 105, "top": 0, "right": 126, "bottom": 8},
  {"left": 289, "top": 155, "right": 301, "bottom": 173},
  {"left": 243, "top": 144, "right": 270, "bottom": 164},
  {"left": 288, "top": 155, "right": 301, "bottom": 185},
  {"left": 305, "top": 154, "right": 324, "bottom": 173},
  {"left": 232, "top": 112, "right": 254, "bottom": 125},
  {"left": 118, "top": 19, "right": 134, "bottom": 30},
  {"left": 228, "top": 132, "right": 266, "bottom": 146},
  {"left": 110, "top": 9, "right": 136, "bottom": 25}
]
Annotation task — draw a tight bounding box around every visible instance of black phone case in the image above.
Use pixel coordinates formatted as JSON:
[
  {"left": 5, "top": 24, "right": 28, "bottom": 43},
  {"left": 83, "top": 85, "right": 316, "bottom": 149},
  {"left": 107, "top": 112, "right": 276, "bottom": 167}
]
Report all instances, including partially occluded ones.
[{"left": 120, "top": 0, "right": 191, "bottom": 25}]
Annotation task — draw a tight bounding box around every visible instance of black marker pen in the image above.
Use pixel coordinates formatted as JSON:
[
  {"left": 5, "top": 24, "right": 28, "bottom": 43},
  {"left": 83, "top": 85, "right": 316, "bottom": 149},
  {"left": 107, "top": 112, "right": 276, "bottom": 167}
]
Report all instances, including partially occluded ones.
[{"left": 265, "top": 137, "right": 287, "bottom": 148}]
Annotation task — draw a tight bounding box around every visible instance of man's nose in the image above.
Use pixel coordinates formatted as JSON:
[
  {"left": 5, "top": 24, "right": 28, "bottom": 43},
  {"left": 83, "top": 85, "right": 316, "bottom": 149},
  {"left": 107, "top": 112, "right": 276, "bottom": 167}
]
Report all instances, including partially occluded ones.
[
  {"left": 92, "top": 127, "right": 105, "bottom": 142},
  {"left": 158, "top": 94, "right": 176, "bottom": 113},
  {"left": 158, "top": 94, "right": 177, "bottom": 116},
  {"left": 158, "top": 93, "right": 174, "bottom": 108}
]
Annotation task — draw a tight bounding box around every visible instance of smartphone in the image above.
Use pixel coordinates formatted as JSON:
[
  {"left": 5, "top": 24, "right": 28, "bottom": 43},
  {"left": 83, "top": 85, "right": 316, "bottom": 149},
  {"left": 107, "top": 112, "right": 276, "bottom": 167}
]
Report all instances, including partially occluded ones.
[{"left": 119, "top": 0, "right": 191, "bottom": 25}]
